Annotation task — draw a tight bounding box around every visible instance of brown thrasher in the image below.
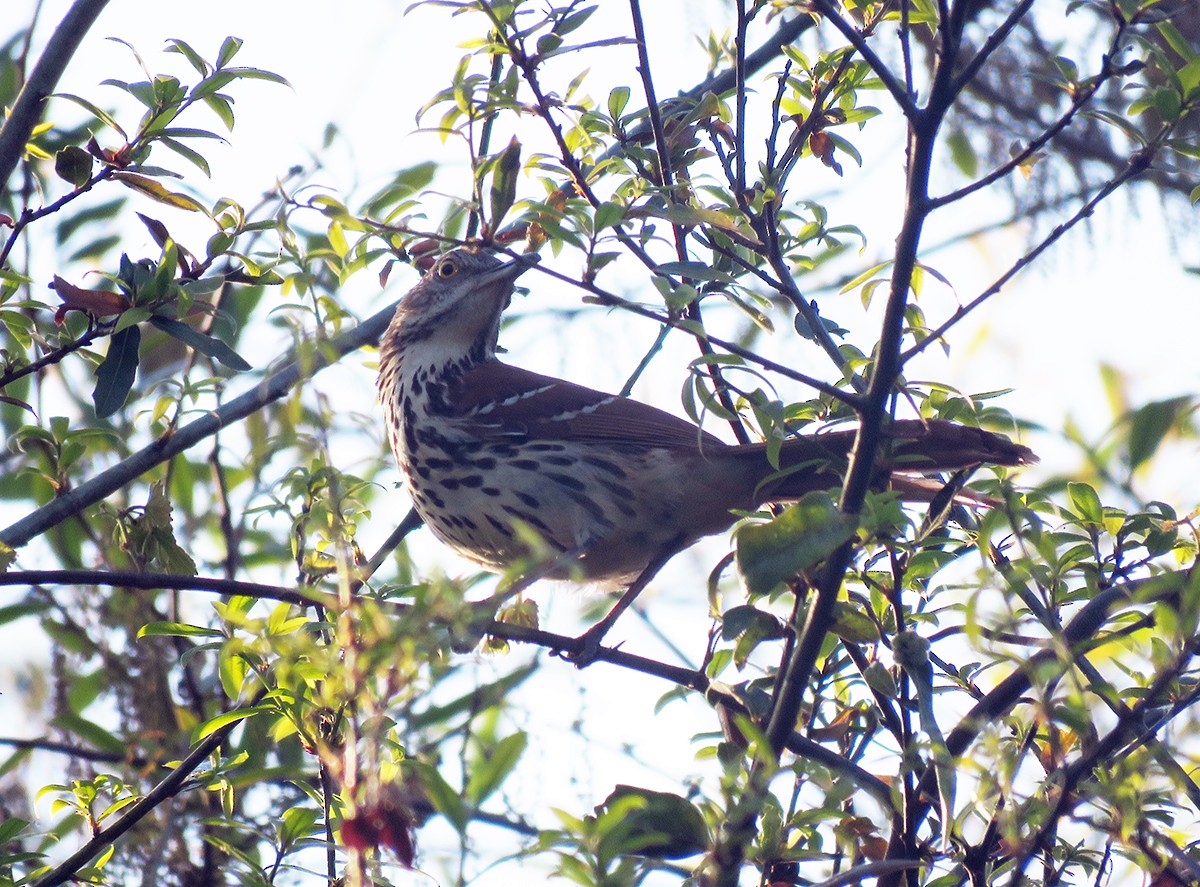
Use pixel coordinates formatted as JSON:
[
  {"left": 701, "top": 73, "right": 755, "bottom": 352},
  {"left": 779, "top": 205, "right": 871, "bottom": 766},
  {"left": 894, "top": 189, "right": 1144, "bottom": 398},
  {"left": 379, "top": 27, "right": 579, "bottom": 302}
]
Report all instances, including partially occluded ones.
[{"left": 377, "top": 248, "right": 1034, "bottom": 650}]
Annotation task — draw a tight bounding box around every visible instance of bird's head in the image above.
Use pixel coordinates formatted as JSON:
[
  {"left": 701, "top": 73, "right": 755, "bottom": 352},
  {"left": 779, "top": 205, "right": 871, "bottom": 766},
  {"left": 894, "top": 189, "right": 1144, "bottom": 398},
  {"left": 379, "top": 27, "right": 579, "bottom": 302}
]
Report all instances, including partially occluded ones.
[{"left": 383, "top": 247, "right": 540, "bottom": 365}]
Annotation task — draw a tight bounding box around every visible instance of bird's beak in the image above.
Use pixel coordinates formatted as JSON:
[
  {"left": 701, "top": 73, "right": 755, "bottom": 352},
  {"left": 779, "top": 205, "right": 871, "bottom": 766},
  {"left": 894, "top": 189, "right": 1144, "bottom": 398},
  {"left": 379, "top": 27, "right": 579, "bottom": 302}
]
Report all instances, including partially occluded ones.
[{"left": 482, "top": 251, "right": 540, "bottom": 288}]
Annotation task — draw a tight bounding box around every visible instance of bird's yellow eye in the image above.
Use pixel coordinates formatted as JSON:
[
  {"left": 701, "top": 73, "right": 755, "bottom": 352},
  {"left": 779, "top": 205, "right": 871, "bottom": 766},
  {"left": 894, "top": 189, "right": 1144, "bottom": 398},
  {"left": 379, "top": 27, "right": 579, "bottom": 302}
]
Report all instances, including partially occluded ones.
[{"left": 437, "top": 258, "right": 459, "bottom": 279}]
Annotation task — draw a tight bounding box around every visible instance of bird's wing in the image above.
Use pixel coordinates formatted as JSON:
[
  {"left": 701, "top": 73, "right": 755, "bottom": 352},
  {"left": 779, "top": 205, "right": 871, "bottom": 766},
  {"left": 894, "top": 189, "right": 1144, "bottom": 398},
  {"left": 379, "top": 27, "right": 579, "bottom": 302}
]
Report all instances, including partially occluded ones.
[{"left": 451, "top": 360, "right": 724, "bottom": 450}]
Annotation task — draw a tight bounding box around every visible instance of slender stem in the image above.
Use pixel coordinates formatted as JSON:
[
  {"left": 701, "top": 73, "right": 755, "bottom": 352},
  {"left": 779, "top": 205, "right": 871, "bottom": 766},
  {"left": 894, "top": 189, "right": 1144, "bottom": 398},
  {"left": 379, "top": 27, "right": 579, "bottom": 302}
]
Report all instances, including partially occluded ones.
[
  {"left": 950, "top": 0, "right": 1036, "bottom": 97},
  {"left": 539, "top": 265, "right": 858, "bottom": 406},
  {"left": 627, "top": 0, "right": 670, "bottom": 193},
  {"left": 0, "top": 321, "right": 102, "bottom": 390},
  {"left": 733, "top": 0, "right": 748, "bottom": 198}
]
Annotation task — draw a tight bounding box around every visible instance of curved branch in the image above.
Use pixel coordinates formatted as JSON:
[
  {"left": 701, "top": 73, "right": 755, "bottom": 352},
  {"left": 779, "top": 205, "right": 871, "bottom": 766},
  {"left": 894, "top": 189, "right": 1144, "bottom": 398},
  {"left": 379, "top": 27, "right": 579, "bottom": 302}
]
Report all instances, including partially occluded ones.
[
  {"left": 929, "top": 19, "right": 1128, "bottom": 210},
  {"left": 0, "top": 569, "right": 321, "bottom": 605},
  {"left": 0, "top": 735, "right": 150, "bottom": 767},
  {"left": 0, "top": 0, "right": 113, "bottom": 201}
]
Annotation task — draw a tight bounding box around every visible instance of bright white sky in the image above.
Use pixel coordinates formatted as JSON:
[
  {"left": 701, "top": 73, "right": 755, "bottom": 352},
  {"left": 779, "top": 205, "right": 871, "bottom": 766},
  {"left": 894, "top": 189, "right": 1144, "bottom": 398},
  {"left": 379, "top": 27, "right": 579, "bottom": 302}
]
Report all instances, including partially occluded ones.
[{"left": 7, "top": 1, "right": 1200, "bottom": 884}]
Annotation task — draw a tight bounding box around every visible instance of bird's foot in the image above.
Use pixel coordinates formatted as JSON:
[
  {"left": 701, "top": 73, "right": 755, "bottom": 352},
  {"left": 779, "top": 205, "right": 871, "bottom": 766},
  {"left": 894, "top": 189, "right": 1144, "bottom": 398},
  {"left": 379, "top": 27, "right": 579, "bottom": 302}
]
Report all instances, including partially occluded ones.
[{"left": 560, "top": 622, "right": 614, "bottom": 668}]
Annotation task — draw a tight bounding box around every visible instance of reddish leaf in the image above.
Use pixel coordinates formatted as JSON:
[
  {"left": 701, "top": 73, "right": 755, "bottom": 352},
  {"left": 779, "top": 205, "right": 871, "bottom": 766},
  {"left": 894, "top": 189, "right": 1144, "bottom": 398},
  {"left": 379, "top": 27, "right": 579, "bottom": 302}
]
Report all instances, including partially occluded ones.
[
  {"left": 339, "top": 798, "right": 416, "bottom": 868},
  {"left": 809, "top": 131, "right": 843, "bottom": 175},
  {"left": 49, "top": 275, "right": 131, "bottom": 324}
]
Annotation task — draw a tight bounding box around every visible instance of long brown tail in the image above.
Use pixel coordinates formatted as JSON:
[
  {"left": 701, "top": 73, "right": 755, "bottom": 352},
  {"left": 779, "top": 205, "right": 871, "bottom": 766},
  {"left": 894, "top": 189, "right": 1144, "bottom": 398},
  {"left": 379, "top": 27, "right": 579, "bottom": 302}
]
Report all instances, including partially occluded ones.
[{"left": 748, "top": 418, "right": 1035, "bottom": 502}]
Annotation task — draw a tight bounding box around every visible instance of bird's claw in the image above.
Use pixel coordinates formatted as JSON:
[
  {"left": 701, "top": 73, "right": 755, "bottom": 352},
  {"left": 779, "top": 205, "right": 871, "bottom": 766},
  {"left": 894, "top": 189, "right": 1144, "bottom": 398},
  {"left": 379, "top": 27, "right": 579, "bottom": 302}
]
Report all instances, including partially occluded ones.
[{"left": 560, "top": 623, "right": 613, "bottom": 667}]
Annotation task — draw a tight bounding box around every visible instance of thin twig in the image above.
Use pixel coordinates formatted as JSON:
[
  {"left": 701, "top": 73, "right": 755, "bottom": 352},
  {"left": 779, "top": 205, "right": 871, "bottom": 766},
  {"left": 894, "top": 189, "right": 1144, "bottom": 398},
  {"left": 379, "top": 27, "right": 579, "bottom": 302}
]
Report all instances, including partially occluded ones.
[
  {"left": 901, "top": 148, "right": 1154, "bottom": 365},
  {"left": 808, "top": 1, "right": 917, "bottom": 121}
]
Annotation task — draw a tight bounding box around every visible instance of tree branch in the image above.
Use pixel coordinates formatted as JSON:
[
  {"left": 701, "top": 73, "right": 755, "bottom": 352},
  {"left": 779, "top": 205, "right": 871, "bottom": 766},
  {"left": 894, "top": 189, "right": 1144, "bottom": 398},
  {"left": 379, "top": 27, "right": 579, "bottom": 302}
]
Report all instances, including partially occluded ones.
[
  {"left": 30, "top": 693, "right": 260, "bottom": 887},
  {"left": 0, "top": 300, "right": 398, "bottom": 551},
  {"left": 0, "top": 0, "right": 113, "bottom": 201}
]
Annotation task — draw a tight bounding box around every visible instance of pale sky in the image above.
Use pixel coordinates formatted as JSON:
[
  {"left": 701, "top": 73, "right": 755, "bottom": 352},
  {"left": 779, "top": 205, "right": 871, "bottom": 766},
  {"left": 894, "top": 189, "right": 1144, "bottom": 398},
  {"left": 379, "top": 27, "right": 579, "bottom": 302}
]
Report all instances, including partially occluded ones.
[{"left": 7, "top": 3, "right": 1200, "bottom": 884}]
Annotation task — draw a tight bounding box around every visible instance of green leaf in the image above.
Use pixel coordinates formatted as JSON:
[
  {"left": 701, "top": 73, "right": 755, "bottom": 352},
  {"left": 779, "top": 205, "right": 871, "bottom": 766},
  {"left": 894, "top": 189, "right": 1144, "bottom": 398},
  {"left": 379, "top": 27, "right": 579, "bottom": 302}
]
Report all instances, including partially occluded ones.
[
  {"left": 488, "top": 137, "right": 522, "bottom": 231},
  {"left": 223, "top": 66, "right": 291, "bottom": 87},
  {"left": 92, "top": 325, "right": 141, "bottom": 418},
  {"left": 165, "top": 38, "right": 211, "bottom": 76},
  {"left": 1066, "top": 482, "right": 1103, "bottom": 528},
  {"left": 150, "top": 315, "right": 251, "bottom": 371},
  {"left": 608, "top": 86, "right": 630, "bottom": 119},
  {"left": 194, "top": 705, "right": 270, "bottom": 740},
  {"left": 52, "top": 93, "right": 127, "bottom": 137},
  {"left": 1127, "top": 396, "right": 1190, "bottom": 470},
  {"left": 466, "top": 731, "right": 526, "bottom": 806},
  {"left": 279, "top": 806, "right": 321, "bottom": 849},
  {"left": 413, "top": 761, "right": 469, "bottom": 833},
  {"left": 112, "top": 172, "right": 208, "bottom": 213},
  {"left": 831, "top": 601, "right": 879, "bottom": 643},
  {"left": 410, "top": 662, "right": 538, "bottom": 729},
  {"left": 157, "top": 137, "right": 212, "bottom": 176},
  {"left": 0, "top": 600, "right": 51, "bottom": 624},
  {"left": 946, "top": 129, "right": 977, "bottom": 177},
  {"left": 138, "top": 621, "right": 224, "bottom": 639},
  {"left": 217, "top": 36, "right": 243, "bottom": 68},
  {"left": 735, "top": 492, "right": 857, "bottom": 595},
  {"left": 595, "top": 786, "right": 708, "bottom": 859},
  {"left": 655, "top": 261, "right": 733, "bottom": 283},
  {"left": 54, "top": 146, "right": 93, "bottom": 188}
]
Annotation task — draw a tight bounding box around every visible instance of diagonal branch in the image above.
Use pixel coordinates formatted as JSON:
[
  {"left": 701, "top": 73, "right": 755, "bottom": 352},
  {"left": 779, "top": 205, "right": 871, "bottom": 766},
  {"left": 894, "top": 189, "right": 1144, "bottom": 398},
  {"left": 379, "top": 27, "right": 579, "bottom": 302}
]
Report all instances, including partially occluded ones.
[
  {"left": 0, "top": 0, "right": 113, "bottom": 201},
  {"left": 0, "top": 301, "right": 397, "bottom": 550},
  {"left": 30, "top": 691, "right": 262, "bottom": 887}
]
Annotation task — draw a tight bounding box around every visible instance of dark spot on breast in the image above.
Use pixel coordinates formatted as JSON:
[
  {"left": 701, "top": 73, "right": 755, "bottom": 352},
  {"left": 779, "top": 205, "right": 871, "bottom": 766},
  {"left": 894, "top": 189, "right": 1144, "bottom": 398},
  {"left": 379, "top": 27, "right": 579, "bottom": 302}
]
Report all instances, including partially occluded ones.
[
  {"left": 425, "top": 457, "right": 454, "bottom": 470},
  {"left": 527, "top": 442, "right": 566, "bottom": 452},
  {"left": 486, "top": 514, "right": 513, "bottom": 537},
  {"left": 582, "top": 455, "right": 626, "bottom": 477},
  {"left": 439, "top": 477, "right": 460, "bottom": 490},
  {"left": 548, "top": 472, "right": 586, "bottom": 492},
  {"left": 598, "top": 479, "right": 636, "bottom": 516},
  {"left": 458, "top": 475, "right": 484, "bottom": 488},
  {"left": 472, "top": 456, "right": 497, "bottom": 469},
  {"left": 515, "top": 491, "right": 539, "bottom": 508},
  {"left": 481, "top": 487, "right": 501, "bottom": 497},
  {"left": 541, "top": 455, "right": 574, "bottom": 467},
  {"left": 502, "top": 504, "right": 553, "bottom": 535},
  {"left": 511, "top": 459, "right": 540, "bottom": 471},
  {"left": 402, "top": 398, "right": 418, "bottom": 452},
  {"left": 564, "top": 487, "right": 611, "bottom": 525}
]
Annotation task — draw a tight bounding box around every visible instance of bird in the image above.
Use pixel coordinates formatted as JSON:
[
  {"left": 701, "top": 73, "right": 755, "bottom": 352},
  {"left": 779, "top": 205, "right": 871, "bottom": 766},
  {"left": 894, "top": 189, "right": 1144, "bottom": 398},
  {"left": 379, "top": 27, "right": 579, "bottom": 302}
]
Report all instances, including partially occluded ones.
[{"left": 376, "top": 247, "right": 1034, "bottom": 649}]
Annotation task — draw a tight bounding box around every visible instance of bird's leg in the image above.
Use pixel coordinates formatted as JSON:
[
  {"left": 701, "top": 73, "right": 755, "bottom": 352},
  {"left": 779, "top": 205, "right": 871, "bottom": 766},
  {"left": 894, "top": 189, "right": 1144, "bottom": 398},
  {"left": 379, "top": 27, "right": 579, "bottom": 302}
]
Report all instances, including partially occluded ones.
[{"left": 564, "top": 537, "right": 683, "bottom": 667}]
